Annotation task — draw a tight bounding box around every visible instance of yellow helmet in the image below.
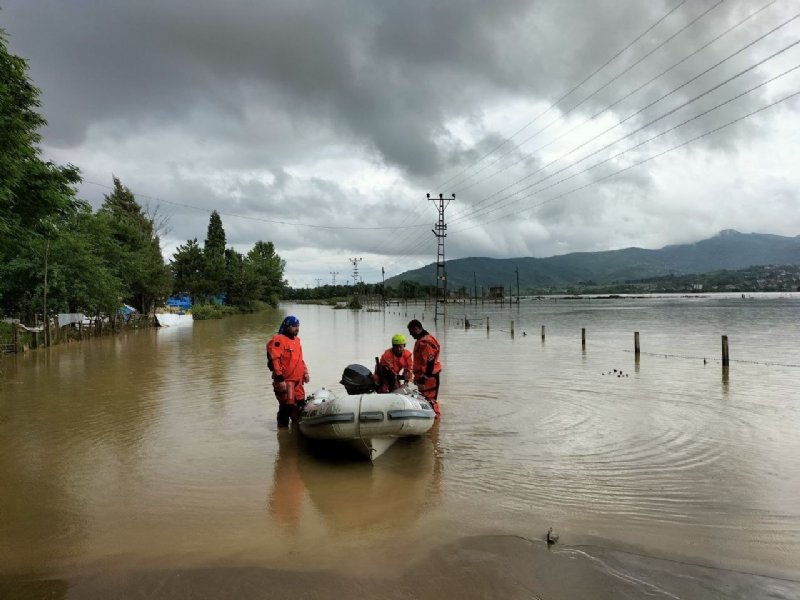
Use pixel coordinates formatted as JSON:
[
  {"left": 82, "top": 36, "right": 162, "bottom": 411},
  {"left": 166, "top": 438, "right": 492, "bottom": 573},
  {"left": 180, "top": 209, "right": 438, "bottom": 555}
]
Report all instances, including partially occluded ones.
[{"left": 391, "top": 333, "right": 406, "bottom": 346}]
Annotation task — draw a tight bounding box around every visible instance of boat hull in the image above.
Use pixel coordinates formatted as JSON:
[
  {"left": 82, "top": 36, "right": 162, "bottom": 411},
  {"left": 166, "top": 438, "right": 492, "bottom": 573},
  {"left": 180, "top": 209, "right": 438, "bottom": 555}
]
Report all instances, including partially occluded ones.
[{"left": 299, "top": 388, "right": 436, "bottom": 460}]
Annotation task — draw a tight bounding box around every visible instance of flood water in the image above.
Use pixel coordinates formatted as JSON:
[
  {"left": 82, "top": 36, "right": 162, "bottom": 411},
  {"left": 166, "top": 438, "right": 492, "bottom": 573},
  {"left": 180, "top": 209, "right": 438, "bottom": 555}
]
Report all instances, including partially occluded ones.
[{"left": 2, "top": 295, "right": 800, "bottom": 599}]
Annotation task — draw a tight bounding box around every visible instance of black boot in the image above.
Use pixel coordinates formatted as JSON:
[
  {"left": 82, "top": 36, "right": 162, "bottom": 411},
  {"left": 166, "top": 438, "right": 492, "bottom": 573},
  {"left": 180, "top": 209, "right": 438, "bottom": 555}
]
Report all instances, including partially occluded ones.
[{"left": 277, "top": 404, "right": 291, "bottom": 428}]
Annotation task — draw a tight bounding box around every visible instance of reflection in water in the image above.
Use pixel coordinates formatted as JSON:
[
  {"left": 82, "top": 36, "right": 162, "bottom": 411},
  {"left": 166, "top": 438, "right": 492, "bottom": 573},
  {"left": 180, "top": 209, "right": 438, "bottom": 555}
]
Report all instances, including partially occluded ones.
[
  {"left": 268, "top": 431, "right": 305, "bottom": 528},
  {"left": 297, "top": 433, "right": 440, "bottom": 534},
  {"left": 3, "top": 297, "right": 800, "bottom": 598}
]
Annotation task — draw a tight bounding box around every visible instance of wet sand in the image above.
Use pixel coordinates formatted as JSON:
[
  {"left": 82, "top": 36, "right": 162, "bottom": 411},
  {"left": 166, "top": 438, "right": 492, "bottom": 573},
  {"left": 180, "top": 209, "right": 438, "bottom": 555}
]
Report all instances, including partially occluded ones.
[{"left": 3, "top": 535, "right": 799, "bottom": 599}]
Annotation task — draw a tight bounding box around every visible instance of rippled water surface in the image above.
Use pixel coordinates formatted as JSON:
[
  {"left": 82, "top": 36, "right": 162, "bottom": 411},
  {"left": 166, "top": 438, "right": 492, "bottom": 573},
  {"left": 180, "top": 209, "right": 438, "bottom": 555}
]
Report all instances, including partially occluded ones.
[{"left": 2, "top": 295, "right": 799, "bottom": 598}]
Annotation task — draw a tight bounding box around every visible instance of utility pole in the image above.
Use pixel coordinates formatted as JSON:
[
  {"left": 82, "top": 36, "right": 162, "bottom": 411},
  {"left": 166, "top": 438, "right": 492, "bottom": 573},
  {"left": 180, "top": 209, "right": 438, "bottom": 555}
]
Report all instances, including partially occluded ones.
[
  {"left": 428, "top": 193, "right": 454, "bottom": 325},
  {"left": 381, "top": 267, "right": 385, "bottom": 310},
  {"left": 43, "top": 239, "right": 49, "bottom": 347},
  {"left": 515, "top": 266, "right": 520, "bottom": 308},
  {"left": 330, "top": 271, "right": 339, "bottom": 286},
  {"left": 349, "top": 257, "right": 362, "bottom": 290},
  {"left": 473, "top": 271, "right": 477, "bottom": 306},
  {"left": 315, "top": 278, "right": 323, "bottom": 288}
]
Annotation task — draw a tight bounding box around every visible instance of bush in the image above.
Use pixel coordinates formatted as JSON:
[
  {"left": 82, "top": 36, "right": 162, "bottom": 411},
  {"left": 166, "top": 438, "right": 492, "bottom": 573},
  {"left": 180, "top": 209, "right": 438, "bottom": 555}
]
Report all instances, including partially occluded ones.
[{"left": 191, "top": 304, "right": 239, "bottom": 320}]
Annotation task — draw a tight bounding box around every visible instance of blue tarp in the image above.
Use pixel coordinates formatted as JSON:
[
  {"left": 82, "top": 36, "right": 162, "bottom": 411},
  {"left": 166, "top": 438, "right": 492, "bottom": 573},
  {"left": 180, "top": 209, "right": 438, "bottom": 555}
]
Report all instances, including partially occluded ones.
[
  {"left": 118, "top": 304, "right": 137, "bottom": 315},
  {"left": 166, "top": 295, "right": 192, "bottom": 310}
]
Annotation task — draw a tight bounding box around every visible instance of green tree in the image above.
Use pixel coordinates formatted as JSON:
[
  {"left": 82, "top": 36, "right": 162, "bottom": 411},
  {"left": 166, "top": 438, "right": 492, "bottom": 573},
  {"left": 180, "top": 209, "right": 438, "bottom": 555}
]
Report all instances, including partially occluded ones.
[
  {"left": 170, "top": 238, "right": 205, "bottom": 303},
  {"left": 0, "top": 31, "right": 82, "bottom": 321},
  {"left": 96, "top": 177, "right": 171, "bottom": 314},
  {"left": 223, "top": 248, "right": 261, "bottom": 309},
  {"left": 203, "top": 210, "right": 226, "bottom": 297},
  {"left": 247, "top": 240, "right": 286, "bottom": 306},
  {"left": 44, "top": 203, "right": 125, "bottom": 315}
]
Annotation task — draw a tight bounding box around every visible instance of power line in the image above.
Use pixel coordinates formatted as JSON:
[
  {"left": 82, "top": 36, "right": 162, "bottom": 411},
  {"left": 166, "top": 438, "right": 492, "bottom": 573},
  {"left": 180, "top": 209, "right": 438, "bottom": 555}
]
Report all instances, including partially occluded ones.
[
  {"left": 450, "top": 0, "right": 725, "bottom": 194},
  {"left": 451, "top": 87, "right": 800, "bottom": 233},
  {"left": 82, "top": 179, "right": 428, "bottom": 231},
  {"left": 447, "top": 23, "right": 800, "bottom": 227},
  {"left": 381, "top": 2, "right": 788, "bottom": 266},
  {"left": 451, "top": 0, "right": 761, "bottom": 196},
  {"left": 434, "top": 0, "right": 688, "bottom": 191}
]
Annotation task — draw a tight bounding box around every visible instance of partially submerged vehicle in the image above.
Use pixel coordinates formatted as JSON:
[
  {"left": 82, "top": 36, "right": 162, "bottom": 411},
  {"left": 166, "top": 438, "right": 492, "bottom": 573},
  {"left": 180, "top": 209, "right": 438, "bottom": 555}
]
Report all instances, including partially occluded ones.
[{"left": 298, "top": 364, "right": 436, "bottom": 460}]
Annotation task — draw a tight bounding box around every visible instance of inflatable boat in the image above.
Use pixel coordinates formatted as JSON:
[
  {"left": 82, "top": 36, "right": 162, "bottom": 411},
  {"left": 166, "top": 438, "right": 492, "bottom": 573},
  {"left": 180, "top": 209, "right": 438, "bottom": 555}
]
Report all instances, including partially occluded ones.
[{"left": 298, "top": 364, "right": 436, "bottom": 460}]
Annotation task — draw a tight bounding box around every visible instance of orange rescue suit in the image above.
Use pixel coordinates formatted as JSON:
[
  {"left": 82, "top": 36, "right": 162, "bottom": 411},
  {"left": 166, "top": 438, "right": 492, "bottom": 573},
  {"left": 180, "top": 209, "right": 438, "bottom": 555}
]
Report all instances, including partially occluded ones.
[
  {"left": 266, "top": 333, "right": 308, "bottom": 404},
  {"left": 412, "top": 332, "right": 441, "bottom": 403},
  {"left": 375, "top": 347, "right": 413, "bottom": 392}
]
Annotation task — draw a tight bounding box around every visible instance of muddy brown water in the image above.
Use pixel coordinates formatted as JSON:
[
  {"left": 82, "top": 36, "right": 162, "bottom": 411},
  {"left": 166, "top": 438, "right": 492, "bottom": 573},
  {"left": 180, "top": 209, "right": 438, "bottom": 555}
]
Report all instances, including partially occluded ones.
[{"left": 2, "top": 295, "right": 799, "bottom": 598}]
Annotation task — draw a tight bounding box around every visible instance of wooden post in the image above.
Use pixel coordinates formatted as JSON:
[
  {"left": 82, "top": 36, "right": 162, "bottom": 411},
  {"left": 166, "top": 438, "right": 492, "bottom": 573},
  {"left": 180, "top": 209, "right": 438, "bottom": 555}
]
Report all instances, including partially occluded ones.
[
  {"left": 13, "top": 324, "right": 19, "bottom": 353},
  {"left": 541, "top": 325, "right": 545, "bottom": 340},
  {"left": 464, "top": 315, "right": 468, "bottom": 329},
  {"left": 634, "top": 331, "right": 640, "bottom": 361},
  {"left": 721, "top": 335, "right": 729, "bottom": 367},
  {"left": 581, "top": 327, "right": 586, "bottom": 349},
  {"left": 511, "top": 320, "right": 515, "bottom": 337},
  {"left": 486, "top": 317, "right": 490, "bottom": 334}
]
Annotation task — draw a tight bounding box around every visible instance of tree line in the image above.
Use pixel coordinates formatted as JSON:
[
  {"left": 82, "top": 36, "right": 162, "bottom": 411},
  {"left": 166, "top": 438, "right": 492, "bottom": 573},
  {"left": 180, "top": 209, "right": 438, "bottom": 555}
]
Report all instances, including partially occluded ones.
[
  {"left": 284, "top": 280, "right": 437, "bottom": 301},
  {"left": 0, "top": 31, "right": 285, "bottom": 324},
  {"left": 170, "top": 210, "right": 286, "bottom": 310}
]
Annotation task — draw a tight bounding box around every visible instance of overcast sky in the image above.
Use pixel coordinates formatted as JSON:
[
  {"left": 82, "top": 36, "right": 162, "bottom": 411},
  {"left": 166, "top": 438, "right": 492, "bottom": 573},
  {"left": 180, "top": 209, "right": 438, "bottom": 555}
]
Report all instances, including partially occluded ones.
[{"left": 3, "top": 0, "right": 800, "bottom": 287}]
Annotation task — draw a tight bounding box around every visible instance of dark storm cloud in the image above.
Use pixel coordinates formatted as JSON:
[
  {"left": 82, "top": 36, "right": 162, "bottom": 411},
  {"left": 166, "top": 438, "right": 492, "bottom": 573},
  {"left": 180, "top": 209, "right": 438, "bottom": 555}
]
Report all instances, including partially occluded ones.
[
  {"left": 6, "top": 0, "right": 795, "bottom": 172},
  {"left": 3, "top": 0, "right": 799, "bottom": 284}
]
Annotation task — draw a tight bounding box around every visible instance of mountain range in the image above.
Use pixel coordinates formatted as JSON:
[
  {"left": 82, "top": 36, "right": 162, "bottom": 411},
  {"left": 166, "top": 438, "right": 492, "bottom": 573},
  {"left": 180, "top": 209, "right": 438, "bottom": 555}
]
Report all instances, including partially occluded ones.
[{"left": 385, "top": 230, "right": 800, "bottom": 291}]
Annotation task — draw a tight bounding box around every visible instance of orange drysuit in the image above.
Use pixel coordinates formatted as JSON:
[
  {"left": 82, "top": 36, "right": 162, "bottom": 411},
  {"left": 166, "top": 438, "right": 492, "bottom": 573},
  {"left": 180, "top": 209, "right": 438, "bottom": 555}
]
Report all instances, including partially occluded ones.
[
  {"left": 266, "top": 333, "right": 308, "bottom": 406},
  {"left": 374, "top": 347, "right": 413, "bottom": 392},
  {"left": 412, "top": 331, "right": 441, "bottom": 413}
]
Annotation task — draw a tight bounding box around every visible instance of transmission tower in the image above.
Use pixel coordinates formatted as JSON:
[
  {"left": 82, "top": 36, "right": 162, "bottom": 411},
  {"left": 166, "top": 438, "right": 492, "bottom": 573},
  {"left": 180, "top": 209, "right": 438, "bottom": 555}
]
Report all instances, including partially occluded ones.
[
  {"left": 330, "top": 271, "right": 339, "bottom": 286},
  {"left": 349, "top": 258, "right": 362, "bottom": 288},
  {"left": 428, "top": 193, "right": 454, "bottom": 324}
]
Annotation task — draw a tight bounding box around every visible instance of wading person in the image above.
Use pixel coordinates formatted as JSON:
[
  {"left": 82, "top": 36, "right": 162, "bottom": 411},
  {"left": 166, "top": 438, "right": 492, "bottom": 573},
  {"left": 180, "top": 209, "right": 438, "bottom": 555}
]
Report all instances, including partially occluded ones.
[
  {"left": 374, "top": 333, "right": 414, "bottom": 393},
  {"left": 266, "top": 315, "right": 309, "bottom": 427},
  {"left": 407, "top": 319, "right": 442, "bottom": 417}
]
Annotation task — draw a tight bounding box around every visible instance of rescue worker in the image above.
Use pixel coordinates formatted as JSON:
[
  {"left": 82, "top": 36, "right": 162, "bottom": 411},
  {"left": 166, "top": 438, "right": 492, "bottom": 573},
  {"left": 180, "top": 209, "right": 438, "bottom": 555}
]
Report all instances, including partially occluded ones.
[
  {"left": 407, "top": 319, "right": 442, "bottom": 417},
  {"left": 374, "top": 333, "right": 414, "bottom": 393},
  {"left": 266, "top": 315, "right": 309, "bottom": 427}
]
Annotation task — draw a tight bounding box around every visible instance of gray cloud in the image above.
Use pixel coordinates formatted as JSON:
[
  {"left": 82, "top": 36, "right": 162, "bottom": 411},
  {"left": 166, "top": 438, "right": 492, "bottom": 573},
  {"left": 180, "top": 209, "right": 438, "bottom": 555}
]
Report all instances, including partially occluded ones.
[{"left": 3, "top": 0, "right": 799, "bottom": 285}]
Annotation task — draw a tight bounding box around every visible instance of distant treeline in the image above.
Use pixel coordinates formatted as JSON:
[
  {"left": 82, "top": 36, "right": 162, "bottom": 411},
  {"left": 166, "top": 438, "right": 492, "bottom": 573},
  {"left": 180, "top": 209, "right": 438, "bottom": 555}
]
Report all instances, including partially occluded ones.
[
  {"left": 285, "top": 280, "right": 437, "bottom": 301},
  {"left": 0, "top": 32, "right": 285, "bottom": 324},
  {"left": 288, "top": 264, "right": 800, "bottom": 302},
  {"left": 540, "top": 264, "right": 800, "bottom": 296}
]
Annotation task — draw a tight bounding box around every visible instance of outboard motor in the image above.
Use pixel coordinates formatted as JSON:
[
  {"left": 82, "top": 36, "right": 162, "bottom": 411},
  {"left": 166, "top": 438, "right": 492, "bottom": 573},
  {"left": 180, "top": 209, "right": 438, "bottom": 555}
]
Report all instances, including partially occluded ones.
[{"left": 340, "top": 363, "right": 375, "bottom": 395}]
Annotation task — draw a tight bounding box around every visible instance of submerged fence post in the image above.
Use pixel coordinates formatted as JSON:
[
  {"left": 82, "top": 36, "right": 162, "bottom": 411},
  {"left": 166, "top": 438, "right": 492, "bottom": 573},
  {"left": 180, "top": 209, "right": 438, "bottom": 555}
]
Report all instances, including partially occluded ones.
[
  {"left": 581, "top": 327, "right": 586, "bottom": 349},
  {"left": 486, "top": 317, "right": 490, "bottom": 334},
  {"left": 721, "top": 335, "right": 729, "bottom": 367},
  {"left": 541, "top": 325, "right": 545, "bottom": 341},
  {"left": 634, "top": 331, "right": 640, "bottom": 362},
  {"left": 511, "top": 320, "right": 514, "bottom": 337}
]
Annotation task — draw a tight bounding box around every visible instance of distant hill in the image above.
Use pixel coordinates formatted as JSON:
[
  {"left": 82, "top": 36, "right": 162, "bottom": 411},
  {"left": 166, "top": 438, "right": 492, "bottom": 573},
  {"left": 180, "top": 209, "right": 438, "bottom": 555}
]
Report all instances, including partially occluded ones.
[{"left": 385, "top": 230, "right": 800, "bottom": 291}]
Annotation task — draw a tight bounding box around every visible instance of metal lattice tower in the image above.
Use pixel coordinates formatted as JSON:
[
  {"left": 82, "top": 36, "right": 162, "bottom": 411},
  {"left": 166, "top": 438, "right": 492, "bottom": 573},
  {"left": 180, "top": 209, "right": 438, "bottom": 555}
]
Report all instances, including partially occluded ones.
[
  {"left": 349, "top": 258, "right": 362, "bottom": 288},
  {"left": 428, "top": 193, "right": 454, "bottom": 324},
  {"left": 330, "top": 271, "right": 339, "bottom": 286}
]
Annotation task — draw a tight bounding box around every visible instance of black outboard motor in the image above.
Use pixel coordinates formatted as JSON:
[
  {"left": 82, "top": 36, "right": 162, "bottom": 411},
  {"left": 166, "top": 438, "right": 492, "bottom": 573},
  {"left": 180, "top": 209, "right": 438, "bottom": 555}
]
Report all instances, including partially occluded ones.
[{"left": 340, "top": 363, "right": 375, "bottom": 395}]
